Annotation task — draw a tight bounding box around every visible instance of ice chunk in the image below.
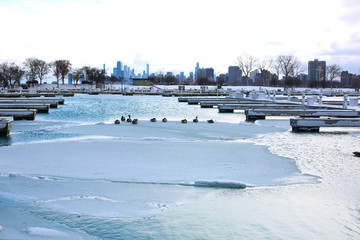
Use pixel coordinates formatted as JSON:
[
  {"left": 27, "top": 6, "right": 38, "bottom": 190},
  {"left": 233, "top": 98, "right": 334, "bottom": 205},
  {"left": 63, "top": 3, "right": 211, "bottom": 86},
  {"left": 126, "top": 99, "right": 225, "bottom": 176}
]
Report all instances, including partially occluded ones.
[{"left": 194, "top": 180, "right": 246, "bottom": 189}]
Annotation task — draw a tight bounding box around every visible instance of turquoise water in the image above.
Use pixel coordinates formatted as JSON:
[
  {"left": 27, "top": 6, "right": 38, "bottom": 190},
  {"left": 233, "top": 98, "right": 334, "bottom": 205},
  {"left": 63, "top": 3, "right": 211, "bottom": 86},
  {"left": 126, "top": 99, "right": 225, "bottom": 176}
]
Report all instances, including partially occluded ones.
[{"left": 1, "top": 94, "right": 360, "bottom": 239}]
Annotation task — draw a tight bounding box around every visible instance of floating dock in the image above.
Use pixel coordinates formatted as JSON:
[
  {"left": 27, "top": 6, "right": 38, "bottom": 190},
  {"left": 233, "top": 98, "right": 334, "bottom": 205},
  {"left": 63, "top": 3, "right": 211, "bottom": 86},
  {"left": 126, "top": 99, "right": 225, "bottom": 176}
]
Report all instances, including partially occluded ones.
[
  {"left": 0, "top": 97, "right": 64, "bottom": 104},
  {"left": 217, "top": 104, "right": 328, "bottom": 113},
  {"left": 0, "top": 118, "right": 12, "bottom": 137},
  {"left": 0, "top": 103, "right": 50, "bottom": 113},
  {"left": 290, "top": 117, "right": 360, "bottom": 132},
  {"left": 0, "top": 99, "right": 59, "bottom": 108},
  {"left": 245, "top": 109, "right": 360, "bottom": 121},
  {"left": 0, "top": 109, "right": 37, "bottom": 120}
]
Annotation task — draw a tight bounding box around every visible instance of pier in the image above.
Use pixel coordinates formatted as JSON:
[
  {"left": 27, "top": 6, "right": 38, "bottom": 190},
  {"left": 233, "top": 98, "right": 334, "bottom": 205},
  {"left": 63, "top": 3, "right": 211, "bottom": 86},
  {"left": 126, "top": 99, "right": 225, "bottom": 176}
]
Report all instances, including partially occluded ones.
[
  {"left": 0, "top": 103, "right": 50, "bottom": 113},
  {"left": 0, "top": 118, "right": 12, "bottom": 137},
  {"left": 217, "top": 104, "right": 325, "bottom": 113},
  {"left": 290, "top": 117, "right": 360, "bottom": 132},
  {"left": 0, "top": 109, "right": 37, "bottom": 120},
  {"left": 245, "top": 109, "right": 360, "bottom": 121},
  {"left": 0, "top": 99, "right": 59, "bottom": 108}
]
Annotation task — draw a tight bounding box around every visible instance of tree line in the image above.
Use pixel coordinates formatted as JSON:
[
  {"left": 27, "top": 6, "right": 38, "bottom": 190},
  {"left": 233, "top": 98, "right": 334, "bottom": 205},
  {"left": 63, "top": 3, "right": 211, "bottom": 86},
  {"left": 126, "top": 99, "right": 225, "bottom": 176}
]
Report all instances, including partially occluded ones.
[
  {"left": 0, "top": 55, "right": 353, "bottom": 89},
  {"left": 0, "top": 58, "right": 106, "bottom": 89},
  {"left": 234, "top": 54, "right": 345, "bottom": 89}
]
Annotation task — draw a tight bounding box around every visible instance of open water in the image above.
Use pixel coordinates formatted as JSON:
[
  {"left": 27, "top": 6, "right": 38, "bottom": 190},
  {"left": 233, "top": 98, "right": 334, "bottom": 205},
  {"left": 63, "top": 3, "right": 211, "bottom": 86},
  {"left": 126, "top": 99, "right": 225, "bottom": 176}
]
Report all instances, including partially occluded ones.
[{"left": 0, "top": 94, "right": 360, "bottom": 239}]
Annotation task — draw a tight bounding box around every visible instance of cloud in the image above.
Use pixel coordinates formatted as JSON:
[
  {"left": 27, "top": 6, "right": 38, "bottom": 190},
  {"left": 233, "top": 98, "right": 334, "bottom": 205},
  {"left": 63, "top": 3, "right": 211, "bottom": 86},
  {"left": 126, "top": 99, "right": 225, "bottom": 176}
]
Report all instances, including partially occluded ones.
[{"left": 340, "top": 0, "right": 360, "bottom": 26}]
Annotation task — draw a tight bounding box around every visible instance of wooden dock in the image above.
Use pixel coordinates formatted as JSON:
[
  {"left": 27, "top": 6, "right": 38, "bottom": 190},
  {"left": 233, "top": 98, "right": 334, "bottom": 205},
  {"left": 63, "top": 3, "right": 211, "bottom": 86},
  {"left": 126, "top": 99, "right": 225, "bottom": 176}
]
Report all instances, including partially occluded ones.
[
  {"left": 290, "top": 117, "right": 360, "bottom": 132},
  {"left": 217, "top": 103, "right": 326, "bottom": 113},
  {"left": 0, "top": 103, "right": 50, "bottom": 113},
  {"left": 200, "top": 100, "right": 281, "bottom": 108},
  {"left": 245, "top": 109, "right": 360, "bottom": 121},
  {"left": 0, "top": 99, "right": 59, "bottom": 108},
  {"left": 0, "top": 109, "right": 37, "bottom": 120},
  {"left": 0, "top": 118, "right": 12, "bottom": 137}
]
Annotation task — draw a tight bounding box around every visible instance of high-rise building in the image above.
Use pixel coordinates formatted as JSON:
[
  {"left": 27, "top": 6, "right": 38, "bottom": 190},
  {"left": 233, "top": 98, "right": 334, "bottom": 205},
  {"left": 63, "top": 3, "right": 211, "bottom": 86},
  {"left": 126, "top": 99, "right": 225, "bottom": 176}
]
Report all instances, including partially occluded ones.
[
  {"left": 250, "top": 69, "right": 259, "bottom": 83},
  {"left": 195, "top": 62, "right": 199, "bottom": 79},
  {"left": 228, "top": 66, "right": 242, "bottom": 84},
  {"left": 146, "top": 63, "right": 149, "bottom": 77},
  {"left": 308, "top": 59, "right": 326, "bottom": 82},
  {"left": 68, "top": 72, "right": 72, "bottom": 84},
  {"left": 116, "top": 61, "right": 122, "bottom": 77},
  {"left": 198, "top": 68, "right": 214, "bottom": 82},
  {"left": 341, "top": 71, "right": 360, "bottom": 87}
]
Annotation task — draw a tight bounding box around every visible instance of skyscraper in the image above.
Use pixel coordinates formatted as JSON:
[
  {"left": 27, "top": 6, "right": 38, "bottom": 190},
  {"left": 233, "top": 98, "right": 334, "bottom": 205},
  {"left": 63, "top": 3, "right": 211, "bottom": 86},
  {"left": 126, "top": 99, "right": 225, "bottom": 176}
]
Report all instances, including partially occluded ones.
[
  {"left": 195, "top": 62, "right": 199, "bottom": 79},
  {"left": 146, "top": 63, "right": 149, "bottom": 77},
  {"left": 228, "top": 66, "right": 242, "bottom": 84},
  {"left": 308, "top": 59, "right": 326, "bottom": 82},
  {"left": 116, "top": 61, "right": 122, "bottom": 77}
]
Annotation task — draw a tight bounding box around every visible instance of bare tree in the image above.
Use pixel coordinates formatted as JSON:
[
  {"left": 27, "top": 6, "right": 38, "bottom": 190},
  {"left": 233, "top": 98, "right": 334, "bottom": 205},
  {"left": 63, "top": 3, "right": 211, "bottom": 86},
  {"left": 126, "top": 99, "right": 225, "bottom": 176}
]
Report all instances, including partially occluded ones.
[
  {"left": 82, "top": 66, "right": 104, "bottom": 88},
  {"left": 36, "top": 59, "right": 50, "bottom": 85},
  {"left": 236, "top": 55, "right": 258, "bottom": 85},
  {"left": 51, "top": 62, "right": 61, "bottom": 88},
  {"left": 257, "top": 58, "right": 273, "bottom": 86},
  {"left": 72, "top": 68, "right": 83, "bottom": 88},
  {"left": 0, "top": 62, "right": 25, "bottom": 88},
  {"left": 109, "top": 75, "right": 118, "bottom": 90},
  {"left": 326, "top": 64, "right": 342, "bottom": 90},
  {"left": 52, "top": 60, "right": 71, "bottom": 86},
  {"left": 276, "top": 55, "right": 304, "bottom": 89},
  {"left": 24, "top": 58, "right": 39, "bottom": 83}
]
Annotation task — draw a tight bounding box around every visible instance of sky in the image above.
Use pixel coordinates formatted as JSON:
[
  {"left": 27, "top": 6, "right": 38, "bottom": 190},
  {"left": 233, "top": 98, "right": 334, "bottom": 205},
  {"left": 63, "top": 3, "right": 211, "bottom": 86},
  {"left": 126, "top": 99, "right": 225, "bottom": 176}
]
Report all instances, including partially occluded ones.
[{"left": 0, "top": 0, "right": 359, "bottom": 76}]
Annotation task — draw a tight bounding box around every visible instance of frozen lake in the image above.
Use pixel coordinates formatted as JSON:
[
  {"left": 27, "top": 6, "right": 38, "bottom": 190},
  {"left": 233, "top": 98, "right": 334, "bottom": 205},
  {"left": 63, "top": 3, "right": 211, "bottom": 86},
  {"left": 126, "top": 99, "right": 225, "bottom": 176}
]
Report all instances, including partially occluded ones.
[{"left": 0, "top": 94, "right": 359, "bottom": 239}]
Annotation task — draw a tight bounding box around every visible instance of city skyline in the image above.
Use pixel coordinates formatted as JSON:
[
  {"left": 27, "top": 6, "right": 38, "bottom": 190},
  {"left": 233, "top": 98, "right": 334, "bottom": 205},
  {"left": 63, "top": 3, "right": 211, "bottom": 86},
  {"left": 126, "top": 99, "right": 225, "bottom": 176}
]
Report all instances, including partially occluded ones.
[{"left": 0, "top": 0, "right": 359, "bottom": 75}]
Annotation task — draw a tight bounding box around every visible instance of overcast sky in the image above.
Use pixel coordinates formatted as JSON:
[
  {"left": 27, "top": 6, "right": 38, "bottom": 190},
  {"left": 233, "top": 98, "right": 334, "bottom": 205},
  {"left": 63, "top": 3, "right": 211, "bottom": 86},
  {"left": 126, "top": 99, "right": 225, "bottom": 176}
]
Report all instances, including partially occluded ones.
[{"left": 0, "top": 0, "right": 359, "bottom": 76}]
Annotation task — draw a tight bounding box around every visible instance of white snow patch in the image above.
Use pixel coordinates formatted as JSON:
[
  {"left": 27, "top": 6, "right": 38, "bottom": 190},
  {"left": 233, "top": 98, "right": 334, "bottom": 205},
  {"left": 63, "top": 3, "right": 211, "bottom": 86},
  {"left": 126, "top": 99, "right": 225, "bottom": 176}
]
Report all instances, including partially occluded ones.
[{"left": 24, "top": 227, "right": 68, "bottom": 237}]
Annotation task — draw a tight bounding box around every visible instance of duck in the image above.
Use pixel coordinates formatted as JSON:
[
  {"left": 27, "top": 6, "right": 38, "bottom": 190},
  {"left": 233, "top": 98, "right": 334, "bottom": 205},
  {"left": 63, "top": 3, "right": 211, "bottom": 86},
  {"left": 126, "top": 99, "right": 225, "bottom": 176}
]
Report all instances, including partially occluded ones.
[
  {"left": 162, "top": 118, "right": 167, "bottom": 122},
  {"left": 193, "top": 116, "right": 198, "bottom": 123},
  {"left": 114, "top": 119, "right": 120, "bottom": 124},
  {"left": 150, "top": 118, "right": 157, "bottom": 122},
  {"left": 181, "top": 119, "right": 187, "bottom": 123},
  {"left": 132, "top": 119, "right": 138, "bottom": 124},
  {"left": 353, "top": 151, "right": 360, "bottom": 157},
  {"left": 126, "top": 115, "right": 132, "bottom": 122},
  {"left": 121, "top": 116, "right": 126, "bottom": 121},
  {"left": 207, "top": 119, "right": 214, "bottom": 123}
]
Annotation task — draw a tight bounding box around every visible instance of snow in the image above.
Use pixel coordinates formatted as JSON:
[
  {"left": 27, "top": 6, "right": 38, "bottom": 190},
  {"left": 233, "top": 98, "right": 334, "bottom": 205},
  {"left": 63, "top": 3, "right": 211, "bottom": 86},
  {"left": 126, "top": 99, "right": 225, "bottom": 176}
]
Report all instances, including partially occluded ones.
[{"left": 24, "top": 227, "right": 68, "bottom": 237}]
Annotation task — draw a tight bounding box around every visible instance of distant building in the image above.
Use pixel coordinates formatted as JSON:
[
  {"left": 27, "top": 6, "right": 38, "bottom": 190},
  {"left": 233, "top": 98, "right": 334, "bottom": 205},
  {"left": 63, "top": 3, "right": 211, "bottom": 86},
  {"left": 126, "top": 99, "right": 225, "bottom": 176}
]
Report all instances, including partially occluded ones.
[
  {"left": 68, "top": 72, "right": 72, "bottom": 84},
  {"left": 132, "top": 78, "right": 151, "bottom": 86},
  {"left": 250, "top": 69, "right": 259, "bottom": 83},
  {"left": 189, "top": 72, "right": 194, "bottom": 82},
  {"left": 227, "top": 66, "right": 242, "bottom": 84},
  {"left": 179, "top": 72, "right": 185, "bottom": 84},
  {"left": 297, "top": 73, "right": 308, "bottom": 81},
  {"left": 308, "top": 59, "right": 326, "bottom": 82},
  {"left": 195, "top": 62, "right": 199, "bottom": 79},
  {"left": 341, "top": 71, "right": 360, "bottom": 88},
  {"left": 198, "top": 68, "right": 214, "bottom": 82},
  {"left": 146, "top": 63, "right": 149, "bottom": 77}
]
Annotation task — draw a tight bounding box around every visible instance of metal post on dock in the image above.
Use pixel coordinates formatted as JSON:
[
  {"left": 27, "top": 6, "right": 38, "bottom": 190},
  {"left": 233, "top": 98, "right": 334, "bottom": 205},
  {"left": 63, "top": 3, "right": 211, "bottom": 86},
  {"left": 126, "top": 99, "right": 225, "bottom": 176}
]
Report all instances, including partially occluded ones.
[
  {"left": 287, "top": 94, "right": 290, "bottom": 102},
  {"left": 272, "top": 91, "right": 276, "bottom": 102},
  {"left": 301, "top": 94, "right": 305, "bottom": 105},
  {"left": 343, "top": 95, "right": 348, "bottom": 109},
  {"left": 319, "top": 95, "right": 322, "bottom": 105}
]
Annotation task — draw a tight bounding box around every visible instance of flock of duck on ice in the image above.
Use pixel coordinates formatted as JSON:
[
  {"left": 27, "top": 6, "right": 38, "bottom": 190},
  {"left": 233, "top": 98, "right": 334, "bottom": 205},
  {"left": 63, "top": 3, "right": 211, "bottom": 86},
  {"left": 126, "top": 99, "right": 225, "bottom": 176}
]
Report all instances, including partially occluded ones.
[{"left": 114, "top": 115, "right": 214, "bottom": 125}]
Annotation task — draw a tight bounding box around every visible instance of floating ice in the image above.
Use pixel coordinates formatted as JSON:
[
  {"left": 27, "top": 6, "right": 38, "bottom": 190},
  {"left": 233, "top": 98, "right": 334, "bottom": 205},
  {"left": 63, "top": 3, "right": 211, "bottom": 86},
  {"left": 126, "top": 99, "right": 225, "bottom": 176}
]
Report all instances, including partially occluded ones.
[
  {"left": 193, "top": 180, "right": 246, "bottom": 189},
  {"left": 8, "top": 172, "right": 21, "bottom": 177}
]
